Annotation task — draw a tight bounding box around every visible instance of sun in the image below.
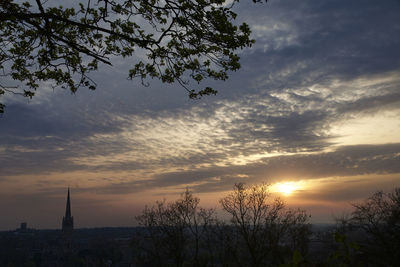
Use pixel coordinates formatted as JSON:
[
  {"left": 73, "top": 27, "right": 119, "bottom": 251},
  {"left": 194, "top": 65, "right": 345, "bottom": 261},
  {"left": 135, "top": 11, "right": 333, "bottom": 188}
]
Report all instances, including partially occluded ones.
[{"left": 272, "top": 181, "right": 300, "bottom": 196}]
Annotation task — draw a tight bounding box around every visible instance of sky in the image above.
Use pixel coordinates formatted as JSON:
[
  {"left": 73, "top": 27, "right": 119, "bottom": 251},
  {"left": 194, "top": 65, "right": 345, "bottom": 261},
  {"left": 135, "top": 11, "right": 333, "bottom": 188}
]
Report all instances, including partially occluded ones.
[{"left": 1, "top": 0, "right": 400, "bottom": 230}]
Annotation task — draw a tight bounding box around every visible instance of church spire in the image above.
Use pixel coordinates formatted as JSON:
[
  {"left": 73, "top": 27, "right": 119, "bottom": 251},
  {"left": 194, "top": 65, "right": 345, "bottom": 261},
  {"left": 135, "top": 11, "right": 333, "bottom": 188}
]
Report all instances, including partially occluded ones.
[
  {"left": 62, "top": 187, "right": 74, "bottom": 232},
  {"left": 65, "top": 187, "right": 71, "bottom": 218}
]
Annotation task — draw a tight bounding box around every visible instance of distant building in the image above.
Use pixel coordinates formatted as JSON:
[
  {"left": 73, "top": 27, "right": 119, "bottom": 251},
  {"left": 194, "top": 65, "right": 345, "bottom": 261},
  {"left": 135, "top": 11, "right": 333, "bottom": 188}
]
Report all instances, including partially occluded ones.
[
  {"left": 15, "top": 222, "right": 32, "bottom": 233},
  {"left": 20, "top": 222, "right": 27, "bottom": 231},
  {"left": 14, "top": 222, "right": 35, "bottom": 235},
  {"left": 62, "top": 188, "right": 74, "bottom": 233}
]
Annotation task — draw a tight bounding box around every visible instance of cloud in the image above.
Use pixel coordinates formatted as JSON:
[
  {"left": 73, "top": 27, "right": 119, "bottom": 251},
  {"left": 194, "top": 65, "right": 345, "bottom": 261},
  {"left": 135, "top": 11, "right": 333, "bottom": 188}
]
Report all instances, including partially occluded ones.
[
  {"left": 72, "top": 143, "right": 400, "bottom": 196},
  {"left": 0, "top": 102, "right": 130, "bottom": 176},
  {"left": 2, "top": 73, "right": 400, "bottom": 177},
  {"left": 237, "top": 0, "right": 400, "bottom": 96}
]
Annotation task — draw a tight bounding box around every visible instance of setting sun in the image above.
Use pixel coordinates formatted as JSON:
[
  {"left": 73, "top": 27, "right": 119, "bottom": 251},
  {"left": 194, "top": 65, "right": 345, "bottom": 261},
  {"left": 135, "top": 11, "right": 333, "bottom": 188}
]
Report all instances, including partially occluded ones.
[{"left": 272, "top": 181, "right": 300, "bottom": 196}]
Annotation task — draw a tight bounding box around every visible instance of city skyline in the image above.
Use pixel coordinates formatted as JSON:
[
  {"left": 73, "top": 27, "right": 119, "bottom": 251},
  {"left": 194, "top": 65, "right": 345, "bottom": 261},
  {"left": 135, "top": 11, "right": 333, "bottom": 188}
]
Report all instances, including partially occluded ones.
[{"left": 1, "top": 0, "right": 400, "bottom": 230}]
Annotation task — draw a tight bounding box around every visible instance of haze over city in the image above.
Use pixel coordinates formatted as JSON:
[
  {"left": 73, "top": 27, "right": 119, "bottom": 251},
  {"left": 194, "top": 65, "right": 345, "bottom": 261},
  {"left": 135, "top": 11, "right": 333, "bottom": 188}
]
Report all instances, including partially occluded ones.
[{"left": 1, "top": 0, "right": 400, "bottom": 230}]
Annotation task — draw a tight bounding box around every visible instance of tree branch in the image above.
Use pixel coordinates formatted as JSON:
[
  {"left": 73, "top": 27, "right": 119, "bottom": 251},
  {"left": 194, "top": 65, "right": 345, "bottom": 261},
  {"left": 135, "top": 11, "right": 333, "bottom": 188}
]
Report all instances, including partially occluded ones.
[{"left": 0, "top": 12, "right": 156, "bottom": 47}]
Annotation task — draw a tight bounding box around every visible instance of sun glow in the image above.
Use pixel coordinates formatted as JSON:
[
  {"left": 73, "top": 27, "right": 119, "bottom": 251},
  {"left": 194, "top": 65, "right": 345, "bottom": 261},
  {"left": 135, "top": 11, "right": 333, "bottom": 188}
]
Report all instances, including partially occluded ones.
[{"left": 272, "top": 181, "right": 301, "bottom": 196}]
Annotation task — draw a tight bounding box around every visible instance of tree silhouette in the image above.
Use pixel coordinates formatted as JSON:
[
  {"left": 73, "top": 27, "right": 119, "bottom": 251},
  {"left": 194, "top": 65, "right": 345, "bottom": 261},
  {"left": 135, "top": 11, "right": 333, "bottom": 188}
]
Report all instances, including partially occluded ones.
[
  {"left": 349, "top": 188, "right": 400, "bottom": 266},
  {"left": 0, "top": 0, "right": 266, "bottom": 113},
  {"left": 220, "top": 183, "right": 311, "bottom": 267},
  {"left": 133, "top": 184, "right": 310, "bottom": 267},
  {"left": 134, "top": 188, "right": 216, "bottom": 267}
]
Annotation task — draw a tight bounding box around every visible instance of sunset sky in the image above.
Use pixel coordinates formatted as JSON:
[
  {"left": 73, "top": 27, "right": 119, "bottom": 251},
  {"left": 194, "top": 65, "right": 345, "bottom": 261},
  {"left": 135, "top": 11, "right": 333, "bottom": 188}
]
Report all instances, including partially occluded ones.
[{"left": 1, "top": 0, "right": 400, "bottom": 230}]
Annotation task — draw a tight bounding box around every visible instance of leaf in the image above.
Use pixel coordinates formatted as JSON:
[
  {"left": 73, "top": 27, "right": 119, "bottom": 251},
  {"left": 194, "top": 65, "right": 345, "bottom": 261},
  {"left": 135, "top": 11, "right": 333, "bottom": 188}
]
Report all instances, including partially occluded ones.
[{"left": 292, "top": 250, "right": 303, "bottom": 265}]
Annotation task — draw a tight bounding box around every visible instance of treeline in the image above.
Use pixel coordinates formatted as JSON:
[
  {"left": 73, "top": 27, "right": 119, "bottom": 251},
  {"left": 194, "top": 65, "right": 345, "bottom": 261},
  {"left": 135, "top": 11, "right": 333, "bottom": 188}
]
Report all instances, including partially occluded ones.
[{"left": 130, "top": 183, "right": 400, "bottom": 267}]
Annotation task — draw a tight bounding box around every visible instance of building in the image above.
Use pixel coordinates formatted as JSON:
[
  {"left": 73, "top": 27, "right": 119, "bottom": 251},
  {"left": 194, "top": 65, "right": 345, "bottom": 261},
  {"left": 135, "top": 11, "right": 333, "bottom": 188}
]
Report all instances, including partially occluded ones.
[
  {"left": 20, "top": 222, "right": 27, "bottom": 231},
  {"left": 61, "top": 188, "right": 74, "bottom": 233}
]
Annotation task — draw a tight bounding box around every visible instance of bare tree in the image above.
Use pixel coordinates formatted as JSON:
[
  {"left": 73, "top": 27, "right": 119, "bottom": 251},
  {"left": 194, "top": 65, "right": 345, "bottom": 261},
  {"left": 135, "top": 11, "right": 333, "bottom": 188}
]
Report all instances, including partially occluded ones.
[
  {"left": 220, "top": 183, "right": 311, "bottom": 267},
  {"left": 349, "top": 187, "right": 400, "bottom": 266},
  {"left": 134, "top": 188, "right": 217, "bottom": 267}
]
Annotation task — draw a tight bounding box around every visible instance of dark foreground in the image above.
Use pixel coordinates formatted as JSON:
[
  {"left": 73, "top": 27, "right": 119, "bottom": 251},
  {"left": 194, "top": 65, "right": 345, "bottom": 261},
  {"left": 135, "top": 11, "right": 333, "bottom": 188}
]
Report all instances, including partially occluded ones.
[{"left": 0, "top": 223, "right": 395, "bottom": 267}]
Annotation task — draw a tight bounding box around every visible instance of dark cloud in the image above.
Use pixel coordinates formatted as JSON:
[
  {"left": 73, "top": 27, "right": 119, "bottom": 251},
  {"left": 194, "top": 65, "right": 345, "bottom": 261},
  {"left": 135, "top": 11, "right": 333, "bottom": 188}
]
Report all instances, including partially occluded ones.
[
  {"left": 336, "top": 92, "right": 400, "bottom": 115},
  {"left": 0, "top": 101, "right": 134, "bottom": 176},
  {"left": 297, "top": 177, "right": 399, "bottom": 203},
  {"left": 231, "top": 0, "right": 400, "bottom": 118}
]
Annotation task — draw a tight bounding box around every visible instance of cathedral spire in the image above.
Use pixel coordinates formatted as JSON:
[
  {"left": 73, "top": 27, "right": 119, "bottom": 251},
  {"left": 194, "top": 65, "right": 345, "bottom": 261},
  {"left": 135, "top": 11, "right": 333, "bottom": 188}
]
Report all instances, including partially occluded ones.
[
  {"left": 62, "top": 187, "right": 74, "bottom": 232},
  {"left": 65, "top": 187, "right": 71, "bottom": 218}
]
